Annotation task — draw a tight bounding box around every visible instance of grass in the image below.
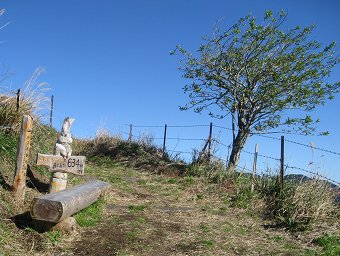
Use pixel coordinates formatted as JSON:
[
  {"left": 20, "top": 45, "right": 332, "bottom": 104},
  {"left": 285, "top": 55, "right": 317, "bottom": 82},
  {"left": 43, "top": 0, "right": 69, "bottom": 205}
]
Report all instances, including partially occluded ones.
[
  {"left": 46, "top": 230, "right": 63, "bottom": 245},
  {"left": 128, "top": 204, "right": 147, "bottom": 212},
  {"left": 0, "top": 131, "right": 17, "bottom": 161},
  {"left": 261, "top": 178, "right": 339, "bottom": 230},
  {"left": 0, "top": 67, "right": 49, "bottom": 132},
  {"left": 314, "top": 234, "right": 340, "bottom": 256},
  {"left": 0, "top": 126, "right": 339, "bottom": 255},
  {"left": 75, "top": 199, "right": 104, "bottom": 227},
  {"left": 1, "top": 153, "right": 338, "bottom": 255}
]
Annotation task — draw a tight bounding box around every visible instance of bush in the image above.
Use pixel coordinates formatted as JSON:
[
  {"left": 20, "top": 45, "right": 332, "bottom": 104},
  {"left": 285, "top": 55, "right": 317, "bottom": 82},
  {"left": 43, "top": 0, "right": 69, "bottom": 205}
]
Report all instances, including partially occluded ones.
[
  {"left": 186, "top": 158, "right": 227, "bottom": 182},
  {"left": 228, "top": 173, "right": 258, "bottom": 208},
  {"left": 263, "top": 178, "right": 338, "bottom": 230},
  {"left": 76, "top": 131, "right": 174, "bottom": 173}
]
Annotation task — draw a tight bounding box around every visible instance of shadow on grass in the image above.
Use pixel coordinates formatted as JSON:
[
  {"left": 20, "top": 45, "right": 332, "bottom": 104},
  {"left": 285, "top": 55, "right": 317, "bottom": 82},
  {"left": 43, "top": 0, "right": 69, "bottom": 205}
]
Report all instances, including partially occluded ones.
[
  {"left": 26, "top": 165, "right": 49, "bottom": 193},
  {"left": 0, "top": 171, "right": 12, "bottom": 191},
  {"left": 11, "top": 211, "right": 56, "bottom": 233}
]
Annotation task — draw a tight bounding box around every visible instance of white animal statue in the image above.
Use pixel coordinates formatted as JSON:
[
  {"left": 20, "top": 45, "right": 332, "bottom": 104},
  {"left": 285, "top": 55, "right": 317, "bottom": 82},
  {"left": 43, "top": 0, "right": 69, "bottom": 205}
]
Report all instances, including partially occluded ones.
[{"left": 55, "top": 117, "right": 75, "bottom": 158}]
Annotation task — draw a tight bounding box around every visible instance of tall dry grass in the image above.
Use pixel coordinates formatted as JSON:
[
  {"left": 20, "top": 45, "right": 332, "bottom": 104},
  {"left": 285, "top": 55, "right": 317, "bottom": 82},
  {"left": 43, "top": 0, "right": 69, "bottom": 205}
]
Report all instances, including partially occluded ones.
[
  {"left": 260, "top": 176, "right": 339, "bottom": 230},
  {"left": 0, "top": 67, "right": 49, "bottom": 131}
]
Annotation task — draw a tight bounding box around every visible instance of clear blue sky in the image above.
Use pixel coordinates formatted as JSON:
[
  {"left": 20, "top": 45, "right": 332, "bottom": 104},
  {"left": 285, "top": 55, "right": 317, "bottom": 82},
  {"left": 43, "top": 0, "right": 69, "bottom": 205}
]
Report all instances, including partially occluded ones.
[{"left": 1, "top": 0, "right": 340, "bottom": 183}]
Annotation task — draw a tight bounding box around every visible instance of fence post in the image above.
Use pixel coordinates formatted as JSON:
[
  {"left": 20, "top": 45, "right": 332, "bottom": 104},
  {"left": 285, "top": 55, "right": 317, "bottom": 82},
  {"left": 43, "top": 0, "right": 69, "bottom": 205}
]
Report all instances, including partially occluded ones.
[
  {"left": 49, "top": 95, "right": 54, "bottom": 128},
  {"left": 207, "top": 122, "right": 213, "bottom": 161},
  {"left": 162, "top": 124, "right": 167, "bottom": 156},
  {"left": 251, "top": 143, "right": 258, "bottom": 192},
  {"left": 16, "top": 89, "right": 21, "bottom": 112},
  {"left": 129, "top": 124, "right": 132, "bottom": 143},
  {"left": 280, "top": 136, "right": 285, "bottom": 190},
  {"left": 13, "top": 115, "right": 33, "bottom": 200},
  {"left": 231, "top": 112, "right": 236, "bottom": 142}
]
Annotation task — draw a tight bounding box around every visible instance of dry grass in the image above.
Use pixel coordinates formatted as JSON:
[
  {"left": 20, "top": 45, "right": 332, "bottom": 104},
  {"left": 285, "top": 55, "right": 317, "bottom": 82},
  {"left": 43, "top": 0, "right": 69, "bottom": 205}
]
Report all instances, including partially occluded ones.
[
  {"left": 0, "top": 67, "right": 49, "bottom": 132},
  {"left": 75, "top": 132, "right": 176, "bottom": 174},
  {"left": 66, "top": 163, "right": 327, "bottom": 256},
  {"left": 0, "top": 152, "right": 338, "bottom": 255},
  {"left": 0, "top": 119, "right": 338, "bottom": 255},
  {"left": 263, "top": 178, "right": 339, "bottom": 230}
]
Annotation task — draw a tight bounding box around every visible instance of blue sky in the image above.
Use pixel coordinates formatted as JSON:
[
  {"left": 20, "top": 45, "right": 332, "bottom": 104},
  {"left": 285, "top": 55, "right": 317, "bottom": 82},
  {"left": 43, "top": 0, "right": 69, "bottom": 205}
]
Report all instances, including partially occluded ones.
[{"left": 1, "top": 0, "right": 340, "bottom": 183}]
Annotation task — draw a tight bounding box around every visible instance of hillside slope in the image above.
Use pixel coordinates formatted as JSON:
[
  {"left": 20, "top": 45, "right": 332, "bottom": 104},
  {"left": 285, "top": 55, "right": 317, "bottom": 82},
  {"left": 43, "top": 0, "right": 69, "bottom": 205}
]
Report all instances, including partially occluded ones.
[
  {"left": 27, "top": 157, "right": 338, "bottom": 255},
  {"left": 0, "top": 132, "right": 339, "bottom": 255}
]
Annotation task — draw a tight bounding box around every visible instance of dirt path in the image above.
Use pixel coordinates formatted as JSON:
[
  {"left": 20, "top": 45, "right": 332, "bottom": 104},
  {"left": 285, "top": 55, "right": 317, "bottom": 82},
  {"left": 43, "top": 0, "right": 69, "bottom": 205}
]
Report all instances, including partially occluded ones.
[{"left": 69, "top": 165, "right": 317, "bottom": 256}]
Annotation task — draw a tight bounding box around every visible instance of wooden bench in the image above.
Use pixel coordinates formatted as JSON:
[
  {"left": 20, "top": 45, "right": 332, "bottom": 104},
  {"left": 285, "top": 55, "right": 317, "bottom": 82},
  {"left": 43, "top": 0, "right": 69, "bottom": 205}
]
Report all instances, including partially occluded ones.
[{"left": 31, "top": 180, "right": 110, "bottom": 223}]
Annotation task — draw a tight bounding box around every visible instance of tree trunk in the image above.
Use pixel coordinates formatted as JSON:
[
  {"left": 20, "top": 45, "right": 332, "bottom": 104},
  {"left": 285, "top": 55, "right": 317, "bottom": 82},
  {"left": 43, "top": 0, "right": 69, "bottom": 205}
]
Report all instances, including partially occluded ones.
[{"left": 227, "top": 129, "right": 248, "bottom": 172}]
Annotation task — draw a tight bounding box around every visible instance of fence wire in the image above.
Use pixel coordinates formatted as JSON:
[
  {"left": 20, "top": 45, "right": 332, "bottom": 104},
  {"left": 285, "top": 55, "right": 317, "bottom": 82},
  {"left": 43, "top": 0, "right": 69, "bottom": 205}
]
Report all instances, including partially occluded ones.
[
  {"left": 255, "top": 133, "right": 340, "bottom": 156},
  {"left": 120, "top": 123, "right": 339, "bottom": 185}
]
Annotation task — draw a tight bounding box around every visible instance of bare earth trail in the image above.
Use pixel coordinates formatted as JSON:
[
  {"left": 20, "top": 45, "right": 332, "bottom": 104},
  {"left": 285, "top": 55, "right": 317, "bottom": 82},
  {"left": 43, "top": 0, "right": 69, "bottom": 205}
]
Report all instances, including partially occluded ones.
[{"left": 67, "top": 163, "right": 318, "bottom": 256}]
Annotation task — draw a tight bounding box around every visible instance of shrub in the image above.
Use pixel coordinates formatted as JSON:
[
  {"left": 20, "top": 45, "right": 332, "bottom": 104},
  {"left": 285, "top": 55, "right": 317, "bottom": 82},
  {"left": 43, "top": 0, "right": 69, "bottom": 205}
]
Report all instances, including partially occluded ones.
[
  {"left": 264, "top": 178, "right": 338, "bottom": 230},
  {"left": 228, "top": 173, "right": 258, "bottom": 208},
  {"left": 186, "top": 158, "right": 227, "bottom": 182},
  {"left": 77, "top": 131, "right": 174, "bottom": 172}
]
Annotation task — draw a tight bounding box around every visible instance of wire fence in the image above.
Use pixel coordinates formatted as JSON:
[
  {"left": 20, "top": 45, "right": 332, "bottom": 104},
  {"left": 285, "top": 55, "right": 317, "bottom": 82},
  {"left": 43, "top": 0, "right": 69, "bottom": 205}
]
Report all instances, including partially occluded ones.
[
  {"left": 121, "top": 123, "right": 340, "bottom": 186},
  {"left": 1, "top": 101, "right": 339, "bottom": 187}
]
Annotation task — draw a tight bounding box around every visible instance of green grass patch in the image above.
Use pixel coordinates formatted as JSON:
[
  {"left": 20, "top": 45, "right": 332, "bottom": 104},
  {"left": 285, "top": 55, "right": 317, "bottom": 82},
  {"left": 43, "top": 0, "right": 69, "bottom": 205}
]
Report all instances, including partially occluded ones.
[
  {"left": 198, "top": 238, "right": 214, "bottom": 248},
  {"left": 75, "top": 199, "right": 104, "bottom": 227},
  {"left": 199, "top": 224, "right": 210, "bottom": 233},
  {"left": 127, "top": 229, "right": 139, "bottom": 241},
  {"left": 87, "top": 155, "right": 118, "bottom": 168},
  {"left": 136, "top": 217, "right": 146, "bottom": 223},
  {"left": 0, "top": 222, "right": 10, "bottom": 245},
  {"left": 0, "top": 131, "right": 17, "bottom": 161},
  {"left": 45, "top": 230, "right": 62, "bottom": 245},
  {"left": 196, "top": 194, "right": 204, "bottom": 200},
  {"left": 167, "top": 178, "right": 177, "bottom": 184},
  {"left": 314, "top": 234, "right": 340, "bottom": 256},
  {"left": 272, "top": 235, "right": 285, "bottom": 242},
  {"left": 183, "top": 176, "right": 194, "bottom": 185},
  {"left": 128, "top": 204, "right": 147, "bottom": 212}
]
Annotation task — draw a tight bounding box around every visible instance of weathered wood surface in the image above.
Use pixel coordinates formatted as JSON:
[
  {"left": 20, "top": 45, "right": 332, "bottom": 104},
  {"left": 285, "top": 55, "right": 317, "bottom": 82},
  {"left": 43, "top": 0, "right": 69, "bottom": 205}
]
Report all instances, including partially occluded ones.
[
  {"left": 31, "top": 180, "right": 110, "bottom": 223},
  {"left": 36, "top": 153, "right": 85, "bottom": 175},
  {"left": 50, "top": 172, "right": 68, "bottom": 193},
  {"left": 13, "top": 115, "right": 33, "bottom": 199},
  {"left": 50, "top": 117, "right": 75, "bottom": 193}
]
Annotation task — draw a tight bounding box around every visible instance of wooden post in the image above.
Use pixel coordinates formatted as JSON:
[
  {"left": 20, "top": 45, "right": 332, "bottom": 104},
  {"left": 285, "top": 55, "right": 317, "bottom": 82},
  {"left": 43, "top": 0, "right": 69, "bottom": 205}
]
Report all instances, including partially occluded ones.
[
  {"left": 207, "top": 122, "right": 213, "bottom": 161},
  {"left": 49, "top": 95, "right": 54, "bottom": 128},
  {"left": 13, "top": 115, "right": 33, "bottom": 200},
  {"left": 162, "top": 124, "right": 167, "bottom": 156},
  {"left": 129, "top": 124, "right": 133, "bottom": 143},
  {"left": 280, "top": 136, "right": 284, "bottom": 190},
  {"left": 16, "top": 89, "right": 21, "bottom": 112},
  {"left": 251, "top": 144, "right": 258, "bottom": 192}
]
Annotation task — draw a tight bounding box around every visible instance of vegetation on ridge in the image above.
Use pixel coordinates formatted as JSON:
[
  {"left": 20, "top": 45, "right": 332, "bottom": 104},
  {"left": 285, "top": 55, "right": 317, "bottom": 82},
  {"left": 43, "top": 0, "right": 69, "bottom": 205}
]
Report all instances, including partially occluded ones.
[{"left": 172, "top": 10, "right": 340, "bottom": 172}]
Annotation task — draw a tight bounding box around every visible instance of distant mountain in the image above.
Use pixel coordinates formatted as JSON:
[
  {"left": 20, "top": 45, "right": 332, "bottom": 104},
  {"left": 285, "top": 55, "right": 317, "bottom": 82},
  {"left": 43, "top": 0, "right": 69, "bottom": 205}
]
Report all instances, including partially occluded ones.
[
  {"left": 284, "top": 174, "right": 339, "bottom": 190},
  {"left": 284, "top": 174, "right": 340, "bottom": 202}
]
